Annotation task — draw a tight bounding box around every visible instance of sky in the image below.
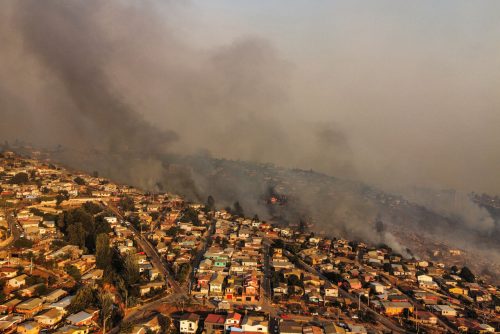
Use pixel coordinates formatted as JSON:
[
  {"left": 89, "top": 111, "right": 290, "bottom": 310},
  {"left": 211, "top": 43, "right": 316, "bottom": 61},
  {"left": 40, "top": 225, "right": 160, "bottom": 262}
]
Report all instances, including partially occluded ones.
[
  {"left": 184, "top": 0, "right": 500, "bottom": 193},
  {"left": 0, "top": 0, "right": 499, "bottom": 194}
]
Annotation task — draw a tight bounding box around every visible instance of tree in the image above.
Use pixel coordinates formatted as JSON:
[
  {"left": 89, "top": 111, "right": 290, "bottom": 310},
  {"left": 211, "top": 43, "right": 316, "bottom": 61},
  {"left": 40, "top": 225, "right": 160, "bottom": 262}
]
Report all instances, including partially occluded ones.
[
  {"left": 459, "top": 266, "right": 476, "bottom": 283},
  {"left": 96, "top": 233, "right": 112, "bottom": 269},
  {"left": 74, "top": 176, "right": 86, "bottom": 185},
  {"left": 233, "top": 201, "right": 244, "bottom": 217},
  {"left": 119, "top": 196, "right": 135, "bottom": 212},
  {"left": 68, "top": 285, "right": 96, "bottom": 313},
  {"left": 14, "top": 238, "right": 33, "bottom": 248},
  {"left": 35, "top": 284, "right": 48, "bottom": 296},
  {"left": 166, "top": 226, "right": 181, "bottom": 237},
  {"left": 298, "top": 219, "right": 307, "bottom": 233},
  {"left": 206, "top": 195, "right": 215, "bottom": 212},
  {"left": 180, "top": 207, "right": 200, "bottom": 226},
  {"left": 65, "top": 264, "right": 81, "bottom": 281},
  {"left": 177, "top": 263, "right": 191, "bottom": 282},
  {"left": 67, "top": 222, "right": 86, "bottom": 249},
  {"left": 123, "top": 253, "right": 140, "bottom": 287},
  {"left": 99, "top": 292, "right": 114, "bottom": 334},
  {"left": 9, "top": 172, "right": 29, "bottom": 184}
]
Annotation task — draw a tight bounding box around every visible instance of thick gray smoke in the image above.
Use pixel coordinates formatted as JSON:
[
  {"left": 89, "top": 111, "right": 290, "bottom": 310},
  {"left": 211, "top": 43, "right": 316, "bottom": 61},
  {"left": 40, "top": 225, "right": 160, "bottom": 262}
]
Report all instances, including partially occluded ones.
[{"left": 0, "top": 1, "right": 498, "bottom": 274}]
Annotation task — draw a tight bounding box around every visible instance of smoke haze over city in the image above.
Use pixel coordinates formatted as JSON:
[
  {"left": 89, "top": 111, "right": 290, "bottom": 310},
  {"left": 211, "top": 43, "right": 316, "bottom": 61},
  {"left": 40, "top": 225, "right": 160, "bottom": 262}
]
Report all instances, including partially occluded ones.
[{"left": 1, "top": 0, "right": 499, "bottom": 268}]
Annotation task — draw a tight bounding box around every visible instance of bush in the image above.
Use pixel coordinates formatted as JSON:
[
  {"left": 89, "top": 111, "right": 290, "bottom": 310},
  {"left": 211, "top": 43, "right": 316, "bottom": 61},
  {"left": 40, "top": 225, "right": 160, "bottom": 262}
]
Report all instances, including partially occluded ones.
[{"left": 14, "top": 238, "right": 33, "bottom": 248}]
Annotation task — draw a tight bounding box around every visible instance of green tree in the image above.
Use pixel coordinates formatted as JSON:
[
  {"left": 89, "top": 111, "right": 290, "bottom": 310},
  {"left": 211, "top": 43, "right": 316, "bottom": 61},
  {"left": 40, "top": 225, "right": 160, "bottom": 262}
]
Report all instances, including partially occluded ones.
[
  {"left": 177, "top": 263, "right": 191, "bottom": 282},
  {"left": 9, "top": 172, "right": 29, "bottom": 184},
  {"left": 99, "top": 292, "right": 114, "bottom": 334},
  {"left": 96, "top": 233, "right": 112, "bottom": 269},
  {"left": 35, "top": 284, "right": 48, "bottom": 296},
  {"left": 65, "top": 264, "right": 81, "bottom": 281},
  {"left": 74, "top": 176, "right": 86, "bottom": 185},
  {"left": 459, "top": 266, "right": 476, "bottom": 283},
  {"left": 123, "top": 253, "right": 140, "bottom": 286},
  {"left": 14, "top": 238, "right": 33, "bottom": 248},
  {"left": 119, "top": 196, "right": 135, "bottom": 212},
  {"left": 233, "top": 201, "right": 244, "bottom": 217},
  {"left": 206, "top": 195, "right": 215, "bottom": 212},
  {"left": 68, "top": 285, "right": 96, "bottom": 313},
  {"left": 67, "top": 222, "right": 86, "bottom": 249}
]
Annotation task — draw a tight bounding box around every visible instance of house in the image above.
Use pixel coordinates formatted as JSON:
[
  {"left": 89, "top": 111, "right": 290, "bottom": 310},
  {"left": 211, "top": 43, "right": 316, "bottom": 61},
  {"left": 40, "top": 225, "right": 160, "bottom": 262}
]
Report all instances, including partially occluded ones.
[
  {"left": 224, "top": 312, "right": 242, "bottom": 331},
  {"left": 0, "top": 267, "right": 18, "bottom": 279},
  {"left": 139, "top": 282, "right": 164, "bottom": 296},
  {"left": 50, "top": 295, "right": 74, "bottom": 312},
  {"left": 0, "top": 316, "right": 21, "bottom": 334},
  {"left": 15, "top": 298, "right": 43, "bottom": 317},
  {"left": 204, "top": 314, "right": 226, "bottom": 334},
  {"left": 34, "top": 308, "right": 63, "bottom": 327},
  {"left": 370, "top": 282, "right": 385, "bottom": 294},
  {"left": 273, "top": 283, "right": 288, "bottom": 296},
  {"left": 135, "top": 315, "right": 161, "bottom": 333},
  {"left": 7, "top": 274, "right": 27, "bottom": 289},
  {"left": 433, "top": 305, "right": 457, "bottom": 317},
  {"left": 346, "top": 279, "right": 362, "bottom": 290},
  {"left": 209, "top": 274, "right": 225, "bottom": 296},
  {"left": 0, "top": 298, "right": 22, "bottom": 314},
  {"left": 414, "top": 311, "right": 438, "bottom": 325},
  {"left": 241, "top": 315, "right": 268, "bottom": 333},
  {"left": 347, "top": 324, "right": 367, "bottom": 334},
  {"left": 324, "top": 287, "right": 339, "bottom": 298},
  {"left": 280, "top": 320, "right": 302, "bottom": 334},
  {"left": 303, "top": 326, "right": 324, "bottom": 334},
  {"left": 16, "top": 321, "right": 40, "bottom": 334},
  {"left": 43, "top": 289, "right": 68, "bottom": 303},
  {"left": 179, "top": 313, "right": 200, "bottom": 334},
  {"left": 381, "top": 301, "right": 414, "bottom": 316},
  {"left": 20, "top": 284, "right": 45, "bottom": 298},
  {"left": 66, "top": 311, "right": 94, "bottom": 326},
  {"left": 81, "top": 269, "right": 103, "bottom": 284},
  {"left": 53, "top": 325, "right": 90, "bottom": 334}
]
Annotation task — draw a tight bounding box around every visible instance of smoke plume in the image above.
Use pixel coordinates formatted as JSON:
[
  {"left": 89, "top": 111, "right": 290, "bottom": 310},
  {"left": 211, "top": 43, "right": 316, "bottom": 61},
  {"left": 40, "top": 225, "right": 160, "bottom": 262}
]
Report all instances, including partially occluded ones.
[{"left": 0, "top": 1, "right": 499, "bottom": 273}]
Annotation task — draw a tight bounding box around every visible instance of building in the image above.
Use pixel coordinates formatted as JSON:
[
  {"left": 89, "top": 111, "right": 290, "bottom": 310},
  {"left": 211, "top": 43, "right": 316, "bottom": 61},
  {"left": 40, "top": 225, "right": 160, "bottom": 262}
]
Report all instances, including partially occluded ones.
[
  {"left": 381, "top": 301, "right": 414, "bottom": 316},
  {"left": 66, "top": 311, "right": 94, "bottom": 326},
  {"left": 204, "top": 314, "right": 226, "bottom": 334},
  {"left": 180, "top": 313, "right": 200, "bottom": 334},
  {"left": 34, "top": 308, "right": 63, "bottom": 327},
  {"left": 224, "top": 312, "right": 242, "bottom": 332},
  {"left": 7, "top": 274, "right": 27, "bottom": 289},
  {"left": 433, "top": 305, "right": 457, "bottom": 317},
  {"left": 241, "top": 315, "right": 268, "bottom": 333},
  {"left": 15, "top": 298, "right": 43, "bottom": 317},
  {"left": 16, "top": 321, "right": 40, "bottom": 334}
]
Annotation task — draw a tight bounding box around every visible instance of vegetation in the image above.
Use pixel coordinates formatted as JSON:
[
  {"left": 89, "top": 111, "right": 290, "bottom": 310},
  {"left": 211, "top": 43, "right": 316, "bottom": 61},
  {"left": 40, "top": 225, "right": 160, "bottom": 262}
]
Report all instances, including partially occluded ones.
[
  {"left": 74, "top": 176, "right": 86, "bottom": 185},
  {"left": 65, "top": 264, "right": 81, "bottom": 281},
  {"left": 68, "top": 285, "right": 96, "bottom": 313},
  {"left": 96, "top": 233, "right": 112, "bottom": 269},
  {"left": 119, "top": 196, "right": 135, "bottom": 212},
  {"left": 14, "top": 237, "right": 33, "bottom": 248},
  {"left": 9, "top": 172, "right": 29, "bottom": 184}
]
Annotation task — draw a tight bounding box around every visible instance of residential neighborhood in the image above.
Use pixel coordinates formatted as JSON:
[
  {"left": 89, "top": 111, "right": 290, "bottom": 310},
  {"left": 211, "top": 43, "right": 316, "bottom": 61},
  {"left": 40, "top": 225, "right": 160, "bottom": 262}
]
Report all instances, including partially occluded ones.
[{"left": 0, "top": 151, "right": 498, "bottom": 334}]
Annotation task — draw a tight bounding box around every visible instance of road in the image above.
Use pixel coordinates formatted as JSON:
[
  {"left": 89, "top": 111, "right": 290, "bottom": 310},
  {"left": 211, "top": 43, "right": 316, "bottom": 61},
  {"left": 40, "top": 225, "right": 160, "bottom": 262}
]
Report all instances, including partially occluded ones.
[
  {"left": 278, "top": 245, "right": 412, "bottom": 334},
  {"left": 262, "top": 238, "right": 276, "bottom": 316},
  {"left": 0, "top": 210, "right": 21, "bottom": 248},
  {"left": 105, "top": 203, "right": 183, "bottom": 293}
]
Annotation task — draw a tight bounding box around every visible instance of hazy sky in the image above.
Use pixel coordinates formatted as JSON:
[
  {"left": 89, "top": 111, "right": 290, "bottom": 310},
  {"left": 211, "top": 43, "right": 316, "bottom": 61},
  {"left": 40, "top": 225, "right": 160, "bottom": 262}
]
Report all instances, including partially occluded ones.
[
  {"left": 1, "top": 1, "right": 499, "bottom": 194},
  {"left": 182, "top": 1, "right": 500, "bottom": 193}
]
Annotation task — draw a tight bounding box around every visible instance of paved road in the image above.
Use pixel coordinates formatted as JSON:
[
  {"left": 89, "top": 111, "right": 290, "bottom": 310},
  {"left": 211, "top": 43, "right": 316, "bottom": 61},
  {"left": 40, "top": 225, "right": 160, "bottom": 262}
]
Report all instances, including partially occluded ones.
[
  {"left": 106, "top": 203, "right": 183, "bottom": 294},
  {"left": 278, "top": 245, "right": 412, "bottom": 334},
  {"left": 0, "top": 210, "right": 21, "bottom": 248}
]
